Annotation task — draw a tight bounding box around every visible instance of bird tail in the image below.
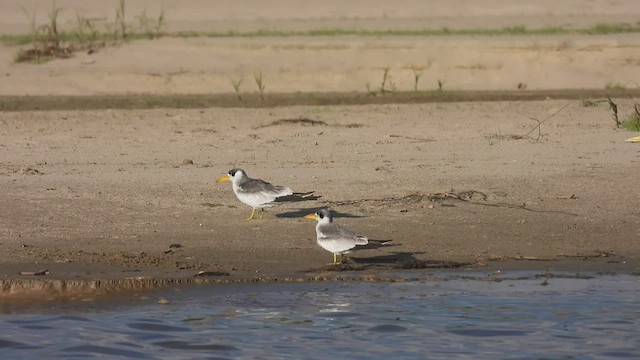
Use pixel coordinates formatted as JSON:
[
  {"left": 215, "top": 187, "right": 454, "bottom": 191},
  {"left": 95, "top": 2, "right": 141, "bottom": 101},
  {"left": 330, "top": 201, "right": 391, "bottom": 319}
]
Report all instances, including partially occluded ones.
[
  {"left": 273, "top": 186, "right": 294, "bottom": 196},
  {"left": 355, "top": 235, "right": 369, "bottom": 246},
  {"left": 273, "top": 191, "right": 321, "bottom": 203},
  {"left": 370, "top": 239, "right": 393, "bottom": 246},
  {"left": 357, "top": 239, "right": 394, "bottom": 250}
]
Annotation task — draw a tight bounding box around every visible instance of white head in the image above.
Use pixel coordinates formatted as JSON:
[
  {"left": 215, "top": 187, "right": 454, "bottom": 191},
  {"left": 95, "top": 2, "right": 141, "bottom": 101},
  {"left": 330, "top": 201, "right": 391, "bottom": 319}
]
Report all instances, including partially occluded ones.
[
  {"left": 215, "top": 168, "right": 248, "bottom": 185},
  {"left": 304, "top": 208, "right": 333, "bottom": 225}
]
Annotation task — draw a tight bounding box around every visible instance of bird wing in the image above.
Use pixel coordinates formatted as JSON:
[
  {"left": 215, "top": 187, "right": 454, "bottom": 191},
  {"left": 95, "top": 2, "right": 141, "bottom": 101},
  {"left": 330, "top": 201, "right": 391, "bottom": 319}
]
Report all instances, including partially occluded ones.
[
  {"left": 319, "top": 224, "right": 369, "bottom": 246},
  {"left": 239, "top": 179, "right": 293, "bottom": 204}
]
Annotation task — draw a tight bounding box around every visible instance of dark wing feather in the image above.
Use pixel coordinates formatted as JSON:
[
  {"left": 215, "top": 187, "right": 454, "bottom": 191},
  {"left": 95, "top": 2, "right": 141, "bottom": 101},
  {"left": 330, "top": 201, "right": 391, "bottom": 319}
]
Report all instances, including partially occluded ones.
[
  {"left": 356, "top": 239, "right": 394, "bottom": 250},
  {"left": 239, "top": 178, "right": 277, "bottom": 193},
  {"left": 273, "top": 191, "right": 320, "bottom": 203}
]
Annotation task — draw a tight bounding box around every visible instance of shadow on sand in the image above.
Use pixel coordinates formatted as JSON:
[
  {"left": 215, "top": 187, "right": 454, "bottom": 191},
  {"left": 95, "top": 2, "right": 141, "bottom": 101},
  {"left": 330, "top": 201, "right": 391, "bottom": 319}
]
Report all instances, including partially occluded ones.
[
  {"left": 306, "top": 251, "right": 474, "bottom": 272},
  {"left": 276, "top": 207, "right": 365, "bottom": 219}
]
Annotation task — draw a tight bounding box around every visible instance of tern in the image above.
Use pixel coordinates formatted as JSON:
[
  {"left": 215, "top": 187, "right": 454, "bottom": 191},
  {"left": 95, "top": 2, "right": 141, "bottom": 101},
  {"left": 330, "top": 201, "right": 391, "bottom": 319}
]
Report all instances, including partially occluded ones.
[
  {"left": 217, "top": 168, "right": 316, "bottom": 220},
  {"left": 304, "top": 208, "right": 391, "bottom": 264}
]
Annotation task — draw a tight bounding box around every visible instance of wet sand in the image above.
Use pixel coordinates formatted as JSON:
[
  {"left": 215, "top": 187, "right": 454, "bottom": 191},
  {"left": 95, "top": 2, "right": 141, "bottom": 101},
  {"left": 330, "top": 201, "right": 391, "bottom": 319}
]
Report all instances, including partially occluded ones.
[{"left": 0, "top": 1, "right": 639, "bottom": 298}]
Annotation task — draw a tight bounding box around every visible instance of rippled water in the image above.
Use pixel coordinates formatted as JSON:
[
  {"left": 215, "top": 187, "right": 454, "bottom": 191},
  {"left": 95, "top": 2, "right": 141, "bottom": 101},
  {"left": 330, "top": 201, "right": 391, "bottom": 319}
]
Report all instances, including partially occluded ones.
[{"left": 1, "top": 272, "right": 639, "bottom": 359}]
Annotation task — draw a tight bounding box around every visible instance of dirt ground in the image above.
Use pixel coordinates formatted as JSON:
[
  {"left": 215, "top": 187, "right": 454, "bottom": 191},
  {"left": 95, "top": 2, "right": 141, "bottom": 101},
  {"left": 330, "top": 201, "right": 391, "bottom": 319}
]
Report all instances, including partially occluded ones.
[{"left": 0, "top": 1, "right": 639, "bottom": 290}]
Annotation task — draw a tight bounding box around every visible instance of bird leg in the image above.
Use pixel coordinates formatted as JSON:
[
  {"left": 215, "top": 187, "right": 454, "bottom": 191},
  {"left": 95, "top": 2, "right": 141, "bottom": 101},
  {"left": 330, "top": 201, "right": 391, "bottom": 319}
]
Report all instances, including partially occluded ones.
[
  {"left": 259, "top": 208, "right": 265, "bottom": 219},
  {"left": 246, "top": 208, "right": 257, "bottom": 221}
]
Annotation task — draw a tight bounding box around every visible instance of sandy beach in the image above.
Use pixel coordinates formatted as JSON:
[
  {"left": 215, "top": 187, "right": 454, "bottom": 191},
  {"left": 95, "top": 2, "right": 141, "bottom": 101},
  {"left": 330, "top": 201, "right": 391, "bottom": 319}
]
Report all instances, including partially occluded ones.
[{"left": 0, "top": 1, "right": 639, "bottom": 298}]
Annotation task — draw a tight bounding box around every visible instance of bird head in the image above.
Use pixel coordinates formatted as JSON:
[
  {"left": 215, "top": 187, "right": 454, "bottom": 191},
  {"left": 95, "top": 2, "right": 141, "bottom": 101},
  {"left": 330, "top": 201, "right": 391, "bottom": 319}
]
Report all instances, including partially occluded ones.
[
  {"left": 304, "top": 208, "right": 332, "bottom": 224},
  {"left": 216, "top": 168, "right": 246, "bottom": 184}
]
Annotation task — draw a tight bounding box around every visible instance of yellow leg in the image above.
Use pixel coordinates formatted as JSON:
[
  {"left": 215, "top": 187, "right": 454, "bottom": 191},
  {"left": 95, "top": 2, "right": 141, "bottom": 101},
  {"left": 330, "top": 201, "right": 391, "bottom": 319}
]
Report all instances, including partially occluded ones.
[
  {"left": 246, "top": 208, "right": 256, "bottom": 220},
  {"left": 259, "top": 208, "right": 265, "bottom": 219}
]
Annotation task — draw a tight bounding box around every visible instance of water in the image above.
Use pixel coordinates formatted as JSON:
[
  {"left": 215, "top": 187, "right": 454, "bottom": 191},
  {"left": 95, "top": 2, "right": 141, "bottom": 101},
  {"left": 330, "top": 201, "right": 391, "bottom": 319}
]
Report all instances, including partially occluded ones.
[{"left": 1, "top": 272, "right": 639, "bottom": 359}]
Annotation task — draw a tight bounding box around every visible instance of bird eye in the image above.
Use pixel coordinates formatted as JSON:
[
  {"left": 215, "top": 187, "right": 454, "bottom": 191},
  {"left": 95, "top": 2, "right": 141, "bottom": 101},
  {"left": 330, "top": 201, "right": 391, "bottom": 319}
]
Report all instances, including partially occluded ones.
[
  {"left": 229, "top": 170, "right": 236, "bottom": 176},
  {"left": 317, "top": 212, "right": 323, "bottom": 219}
]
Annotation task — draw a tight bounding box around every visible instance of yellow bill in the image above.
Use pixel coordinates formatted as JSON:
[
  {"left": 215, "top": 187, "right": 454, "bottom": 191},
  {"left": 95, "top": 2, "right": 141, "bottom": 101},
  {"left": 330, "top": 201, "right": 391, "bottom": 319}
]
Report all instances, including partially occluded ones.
[
  {"left": 216, "top": 174, "right": 231, "bottom": 183},
  {"left": 303, "top": 214, "right": 318, "bottom": 220}
]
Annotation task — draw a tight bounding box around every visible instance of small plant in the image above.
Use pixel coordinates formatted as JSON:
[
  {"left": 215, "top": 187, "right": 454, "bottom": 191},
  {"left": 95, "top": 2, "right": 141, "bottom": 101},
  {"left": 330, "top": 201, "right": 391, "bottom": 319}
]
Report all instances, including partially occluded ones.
[
  {"left": 15, "top": 1, "right": 70, "bottom": 63},
  {"left": 253, "top": 71, "right": 266, "bottom": 100},
  {"left": 114, "top": 0, "right": 127, "bottom": 40},
  {"left": 606, "top": 97, "right": 620, "bottom": 127},
  {"left": 589, "top": 98, "right": 640, "bottom": 131},
  {"left": 621, "top": 104, "right": 640, "bottom": 131},
  {"left": 504, "top": 25, "right": 527, "bottom": 34},
  {"left": 136, "top": 10, "right": 152, "bottom": 37},
  {"left": 155, "top": 4, "right": 167, "bottom": 35},
  {"left": 20, "top": 6, "right": 40, "bottom": 62},
  {"left": 231, "top": 78, "right": 243, "bottom": 100},
  {"left": 14, "top": 0, "right": 172, "bottom": 64},
  {"left": 580, "top": 99, "right": 599, "bottom": 107},
  {"left": 365, "top": 82, "right": 376, "bottom": 96},
  {"left": 589, "top": 23, "right": 635, "bottom": 35},
  {"left": 437, "top": 79, "right": 444, "bottom": 91},
  {"left": 13, "top": 49, "right": 26, "bottom": 62},
  {"left": 45, "top": 1, "right": 62, "bottom": 50},
  {"left": 605, "top": 81, "right": 626, "bottom": 90},
  {"left": 135, "top": 4, "right": 167, "bottom": 39},
  {"left": 380, "top": 67, "right": 391, "bottom": 95},
  {"left": 75, "top": 14, "right": 100, "bottom": 45},
  {"left": 412, "top": 70, "right": 423, "bottom": 91}
]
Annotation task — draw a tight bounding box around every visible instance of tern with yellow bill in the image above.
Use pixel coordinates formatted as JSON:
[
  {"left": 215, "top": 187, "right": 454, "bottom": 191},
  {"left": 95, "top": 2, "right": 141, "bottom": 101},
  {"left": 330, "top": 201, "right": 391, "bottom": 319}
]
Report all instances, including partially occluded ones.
[
  {"left": 305, "top": 208, "right": 390, "bottom": 264},
  {"left": 216, "top": 168, "right": 317, "bottom": 220}
]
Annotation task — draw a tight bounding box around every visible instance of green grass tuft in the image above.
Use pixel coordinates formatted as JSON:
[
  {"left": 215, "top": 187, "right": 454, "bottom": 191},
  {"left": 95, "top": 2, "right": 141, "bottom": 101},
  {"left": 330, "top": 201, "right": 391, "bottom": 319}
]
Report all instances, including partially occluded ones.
[
  {"left": 587, "top": 23, "right": 637, "bottom": 35},
  {"left": 4, "top": 22, "right": 640, "bottom": 49},
  {"left": 621, "top": 109, "right": 640, "bottom": 132},
  {"left": 605, "top": 81, "right": 626, "bottom": 90}
]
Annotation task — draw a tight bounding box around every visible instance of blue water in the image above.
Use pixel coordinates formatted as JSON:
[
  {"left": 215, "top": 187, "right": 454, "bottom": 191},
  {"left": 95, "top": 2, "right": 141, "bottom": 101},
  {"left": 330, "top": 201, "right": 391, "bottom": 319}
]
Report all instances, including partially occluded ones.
[{"left": 1, "top": 272, "right": 639, "bottom": 359}]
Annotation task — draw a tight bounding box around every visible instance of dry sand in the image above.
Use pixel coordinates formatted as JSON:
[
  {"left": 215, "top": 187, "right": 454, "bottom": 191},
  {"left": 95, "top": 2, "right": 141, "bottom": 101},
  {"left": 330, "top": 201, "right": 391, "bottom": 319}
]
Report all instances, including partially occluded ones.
[
  {"left": 0, "top": 1, "right": 639, "bottom": 293},
  {"left": 1, "top": 0, "right": 640, "bottom": 95}
]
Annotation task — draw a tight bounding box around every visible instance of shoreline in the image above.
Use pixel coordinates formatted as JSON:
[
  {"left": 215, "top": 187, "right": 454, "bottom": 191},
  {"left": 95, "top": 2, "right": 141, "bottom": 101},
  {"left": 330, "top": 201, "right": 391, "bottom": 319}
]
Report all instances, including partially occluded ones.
[{"left": 2, "top": 261, "right": 638, "bottom": 308}]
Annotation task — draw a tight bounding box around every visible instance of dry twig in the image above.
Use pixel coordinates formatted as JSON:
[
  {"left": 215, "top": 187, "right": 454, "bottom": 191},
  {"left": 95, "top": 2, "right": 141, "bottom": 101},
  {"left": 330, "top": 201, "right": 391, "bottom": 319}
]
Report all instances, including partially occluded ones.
[{"left": 523, "top": 102, "right": 573, "bottom": 140}]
